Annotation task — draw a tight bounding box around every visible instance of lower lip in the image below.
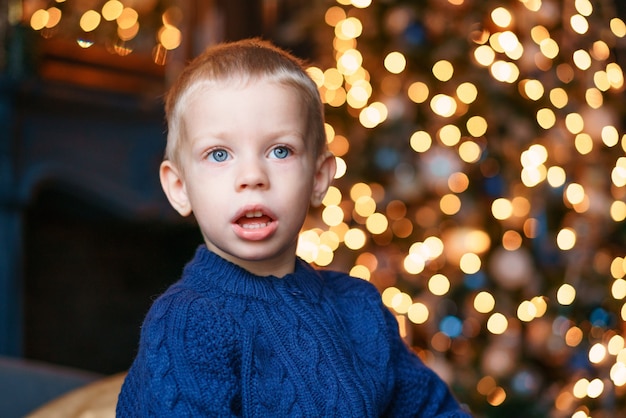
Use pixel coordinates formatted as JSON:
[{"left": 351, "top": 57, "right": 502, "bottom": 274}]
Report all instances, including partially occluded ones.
[{"left": 232, "top": 221, "right": 278, "bottom": 241}]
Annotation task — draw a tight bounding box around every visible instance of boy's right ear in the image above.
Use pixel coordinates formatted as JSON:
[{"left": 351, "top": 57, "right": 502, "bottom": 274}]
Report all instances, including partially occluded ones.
[{"left": 159, "top": 160, "right": 192, "bottom": 216}]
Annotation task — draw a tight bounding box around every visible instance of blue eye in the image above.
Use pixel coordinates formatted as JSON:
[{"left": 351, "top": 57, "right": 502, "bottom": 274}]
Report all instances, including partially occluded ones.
[
  {"left": 271, "top": 146, "right": 291, "bottom": 159},
  {"left": 208, "top": 149, "right": 229, "bottom": 162}
]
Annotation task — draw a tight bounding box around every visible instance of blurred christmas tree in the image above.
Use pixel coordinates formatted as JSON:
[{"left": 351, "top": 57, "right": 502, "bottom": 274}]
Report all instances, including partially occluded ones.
[{"left": 282, "top": 0, "right": 626, "bottom": 416}]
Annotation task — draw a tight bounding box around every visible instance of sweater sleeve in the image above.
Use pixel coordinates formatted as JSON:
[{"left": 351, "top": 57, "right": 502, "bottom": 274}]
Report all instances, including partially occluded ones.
[
  {"left": 116, "top": 290, "right": 242, "bottom": 417},
  {"left": 382, "top": 307, "right": 472, "bottom": 418}
]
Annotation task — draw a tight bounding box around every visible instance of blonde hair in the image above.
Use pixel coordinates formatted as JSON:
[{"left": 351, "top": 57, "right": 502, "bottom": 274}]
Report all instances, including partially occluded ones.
[{"left": 164, "top": 38, "right": 326, "bottom": 166}]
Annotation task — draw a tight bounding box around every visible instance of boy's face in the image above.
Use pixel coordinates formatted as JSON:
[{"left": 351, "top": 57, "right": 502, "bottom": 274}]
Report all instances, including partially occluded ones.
[{"left": 160, "top": 79, "right": 335, "bottom": 277}]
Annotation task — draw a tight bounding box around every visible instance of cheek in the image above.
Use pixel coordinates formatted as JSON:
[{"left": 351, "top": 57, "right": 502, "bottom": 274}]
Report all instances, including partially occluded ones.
[{"left": 186, "top": 184, "right": 223, "bottom": 212}]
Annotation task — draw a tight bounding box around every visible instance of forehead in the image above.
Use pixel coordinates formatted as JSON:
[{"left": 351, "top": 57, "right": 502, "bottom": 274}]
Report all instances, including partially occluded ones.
[
  {"left": 182, "top": 75, "right": 306, "bottom": 114},
  {"left": 188, "top": 77, "right": 304, "bottom": 111},
  {"left": 180, "top": 79, "right": 308, "bottom": 138}
]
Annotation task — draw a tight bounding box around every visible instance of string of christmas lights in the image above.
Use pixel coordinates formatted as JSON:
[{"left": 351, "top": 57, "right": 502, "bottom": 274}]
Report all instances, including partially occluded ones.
[
  {"left": 292, "top": 0, "right": 626, "bottom": 416},
  {"left": 23, "top": 0, "right": 182, "bottom": 63}
]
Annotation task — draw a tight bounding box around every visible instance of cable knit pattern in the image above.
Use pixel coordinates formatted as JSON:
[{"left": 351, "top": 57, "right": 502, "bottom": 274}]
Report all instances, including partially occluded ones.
[{"left": 116, "top": 246, "right": 472, "bottom": 417}]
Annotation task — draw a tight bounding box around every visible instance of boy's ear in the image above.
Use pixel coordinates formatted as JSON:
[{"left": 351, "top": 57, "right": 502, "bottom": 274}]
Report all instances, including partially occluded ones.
[
  {"left": 311, "top": 151, "right": 337, "bottom": 207},
  {"left": 160, "top": 160, "right": 192, "bottom": 216}
]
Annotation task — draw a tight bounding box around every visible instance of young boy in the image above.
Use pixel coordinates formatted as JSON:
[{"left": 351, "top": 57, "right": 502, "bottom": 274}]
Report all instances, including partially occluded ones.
[{"left": 116, "top": 38, "right": 471, "bottom": 417}]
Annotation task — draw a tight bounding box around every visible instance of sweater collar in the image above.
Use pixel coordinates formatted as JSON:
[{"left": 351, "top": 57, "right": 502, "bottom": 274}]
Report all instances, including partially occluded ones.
[{"left": 180, "top": 245, "right": 325, "bottom": 302}]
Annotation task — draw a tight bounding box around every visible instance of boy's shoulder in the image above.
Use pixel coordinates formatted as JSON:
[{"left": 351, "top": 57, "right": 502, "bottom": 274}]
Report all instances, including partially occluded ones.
[{"left": 318, "top": 268, "right": 382, "bottom": 301}]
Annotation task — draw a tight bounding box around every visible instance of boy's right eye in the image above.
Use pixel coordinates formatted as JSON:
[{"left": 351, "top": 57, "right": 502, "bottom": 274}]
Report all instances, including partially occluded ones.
[{"left": 207, "top": 149, "right": 230, "bottom": 162}]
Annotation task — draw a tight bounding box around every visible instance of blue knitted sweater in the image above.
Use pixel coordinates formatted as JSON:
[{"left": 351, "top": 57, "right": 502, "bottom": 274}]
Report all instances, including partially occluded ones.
[{"left": 116, "top": 246, "right": 471, "bottom": 417}]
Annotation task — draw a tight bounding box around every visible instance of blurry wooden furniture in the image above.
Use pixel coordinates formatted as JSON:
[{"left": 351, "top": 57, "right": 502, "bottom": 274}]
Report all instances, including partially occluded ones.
[
  {"left": 0, "top": 356, "right": 102, "bottom": 418},
  {"left": 27, "top": 372, "right": 126, "bottom": 418}
]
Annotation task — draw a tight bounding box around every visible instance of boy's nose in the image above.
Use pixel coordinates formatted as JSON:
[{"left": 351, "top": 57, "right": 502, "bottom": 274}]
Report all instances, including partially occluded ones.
[{"left": 236, "top": 160, "right": 269, "bottom": 191}]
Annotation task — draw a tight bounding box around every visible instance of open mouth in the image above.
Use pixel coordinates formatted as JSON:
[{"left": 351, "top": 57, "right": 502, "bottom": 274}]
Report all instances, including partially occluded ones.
[{"left": 237, "top": 210, "right": 274, "bottom": 229}]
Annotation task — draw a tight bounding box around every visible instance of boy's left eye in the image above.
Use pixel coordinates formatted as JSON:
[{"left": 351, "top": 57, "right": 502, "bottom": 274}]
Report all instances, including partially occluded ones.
[{"left": 270, "top": 146, "right": 291, "bottom": 159}]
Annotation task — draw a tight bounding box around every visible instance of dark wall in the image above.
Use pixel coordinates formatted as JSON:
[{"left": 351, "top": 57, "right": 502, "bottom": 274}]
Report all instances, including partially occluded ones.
[{"left": 23, "top": 187, "right": 202, "bottom": 374}]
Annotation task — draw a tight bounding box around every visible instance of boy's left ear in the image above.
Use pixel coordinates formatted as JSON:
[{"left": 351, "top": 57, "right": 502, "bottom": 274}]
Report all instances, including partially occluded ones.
[{"left": 311, "top": 151, "right": 337, "bottom": 207}]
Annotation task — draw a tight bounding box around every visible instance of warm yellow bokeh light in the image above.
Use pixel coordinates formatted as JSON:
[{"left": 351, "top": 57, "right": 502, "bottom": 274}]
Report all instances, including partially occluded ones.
[
  {"left": 460, "top": 252, "right": 481, "bottom": 274},
  {"left": 423, "top": 236, "right": 445, "bottom": 259},
  {"left": 611, "top": 18, "right": 626, "bottom": 37},
  {"left": 575, "top": 133, "right": 594, "bottom": 155},
  {"left": 474, "top": 291, "right": 496, "bottom": 313},
  {"left": 440, "top": 194, "right": 462, "bottom": 215},
  {"left": 537, "top": 108, "right": 556, "bottom": 129},
  {"left": 381, "top": 287, "right": 400, "bottom": 307},
  {"left": 540, "top": 38, "right": 559, "bottom": 59},
  {"left": 565, "top": 326, "right": 584, "bottom": 347},
  {"left": 587, "top": 378, "right": 604, "bottom": 399},
  {"left": 324, "top": 6, "right": 346, "bottom": 27},
  {"left": 547, "top": 166, "right": 567, "bottom": 187},
  {"left": 491, "top": 7, "right": 512, "bottom": 28},
  {"left": 521, "top": 79, "right": 544, "bottom": 100},
  {"left": 384, "top": 51, "right": 407, "bottom": 74},
  {"left": 565, "top": 183, "right": 585, "bottom": 205},
  {"left": 610, "top": 201, "right": 626, "bottom": 222},
  {"left": 80, "top": 10, "right": 101, "bottom": 32},
  {"left": 366, "top": 213, "right": 389, "bottom": 234},
  {"left": 408, "top": 81, "right": 429, "bottom": 103},
  {"left": 334, "top": 157, "right": 347, "bottom": 179},
  {"left": 448, "top": 172, "right": 469, "bottom": 193},
  {"left": 492, "top": 198, "right": 513, "bottom": 220},
  {"left": 467, "top": 115, "right": 488, "bottom": 137},
  {"left": 549, "top": 88, "right": 568, "bottom": 108},
  {"left": 344, "top": 228, "right": 367, "bottom": 250},
  {"left": 430, "top": 94, "right": 457, "bottom": 117},
  {"left": 350, "top": 265, "right": 371, "bottom": 280},
  {"left": 117, "top": 7, "right": 138, "bottom": 30},
  {"left": 502, "top": 230, "right": 523, "bottom": 251},
  {"left": 616, "top": 281, "right": 626, "bottom": 302},
  {"left": 531, "top": 25, "right": 550, "bottom": 44},
  {"left": 573, "top": 49, "right": 592, "bottom": 70},
  {"left": 45, "top": 7, "right": 62, "bottom": 28},
  {"left": 517, "top": 300, "right": 537, "bottom": 322},
  {"left": 404, "top": 253, "right": 426, "bottom": 275},
  {"left": 490, "top": 60, "right": 519, "bottom": 83},
  {"left": 335, "top": 17, "right": 363, "bottom": 40},
  {"left": 602, "top": 125, "right": 619, "bottom": 147},
  {"left": 438, "top": 124, "right": 461, "bottom": 147},
  {"left": 611, "top": 257, "right": 626, "bottom": 279},
  {"left": 322, "top": 205, "right": 345, "bottom": 227},
  {"left": 589, "top": 343, "right": 607, "bottom": 364},
  {"left": 557, "top": 283, "right": 577, "bottom": 305},
  {"left": 30, "top": 9, "right": 49, "bottom": 30},
  {"left": 608, "top": 335, "right": 625, "bottom": 355},
  {"left": 487, "top": 312, "right": 508, "bottom": 334},
  {"left": 457, "top": 82, "right": 478, "bottom": 104},
  {"left": 474, "top": 45, "right": 496, "bottom": 66},
  {"left": 391, "top": 292, "right": 413, "bottom": 314},
  {"left": 102, "top": 0, "right": 123, "bottom": 21},
  {"left": 556, "top": 227, "right": 577, "bottom": 250},
  {"left": 428, "top": 274, "right": 451, "bottom": 296},
  {"left": 570, "top": 14, "right": 589, "bottom": 35},
  {"left": 432, "top": 60, "right": 454, "bottom": 82},
  {"left": 407, "top": 302, "right": 429, "bottom": 324},
  {"left": 410, "top": 131, "right": 432, "bottom": 153},
  {"left": 352, "top": 0, "right": 372, "bottom": 8},
  {"left": 354, "top": 195, "right": 376, "bottom": 217},
  {"left": 159, "top": 25, "right": 181, "bottom": 50}
]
